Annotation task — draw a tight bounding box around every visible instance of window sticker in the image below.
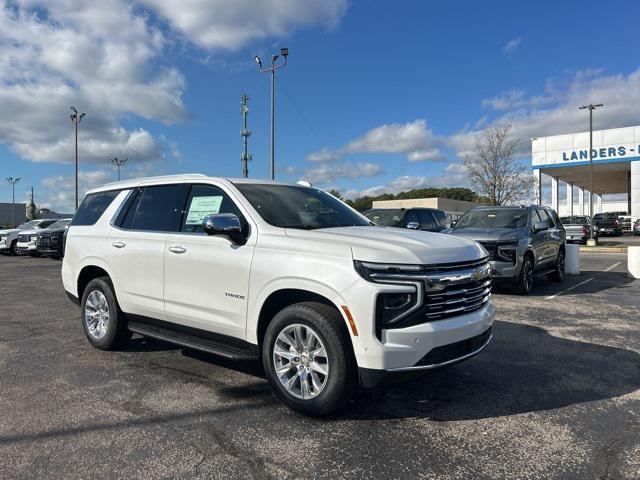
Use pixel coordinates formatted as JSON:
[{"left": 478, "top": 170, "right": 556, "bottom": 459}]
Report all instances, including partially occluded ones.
[{"left": 185, "top": 196, "right": 223, "bottom": 225}]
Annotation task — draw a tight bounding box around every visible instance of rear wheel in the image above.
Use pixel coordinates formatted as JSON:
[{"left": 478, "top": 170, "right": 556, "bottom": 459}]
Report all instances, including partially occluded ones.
[
  {"left": 81, "top": 277, "right": 131, "bottom": 350},
  {"left": 515, "top": 255, "right": 534, "bottom": 295},
  {"left": 262, "top": 302, "right": 355, "bottom": 416},
  {"left": 548, "top": 249, "right": 565, "bottom": 282}
]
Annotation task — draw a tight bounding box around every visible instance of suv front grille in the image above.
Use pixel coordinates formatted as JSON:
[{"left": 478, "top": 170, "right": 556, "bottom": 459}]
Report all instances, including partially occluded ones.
[
  {"left": 424, "top": 277, "right": 492, "bottom": 320},
  {"left": 415, "top": 327, "right": 492, "bottom": 366},
  {"left": 18, "top": 234, "right": 30, "bottom": 243}
]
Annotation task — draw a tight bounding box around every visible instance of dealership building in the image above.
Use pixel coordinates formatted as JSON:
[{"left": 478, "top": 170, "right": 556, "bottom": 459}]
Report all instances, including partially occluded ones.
[{"left": 532, "top": 125, "right": 640, "bottom": 220}]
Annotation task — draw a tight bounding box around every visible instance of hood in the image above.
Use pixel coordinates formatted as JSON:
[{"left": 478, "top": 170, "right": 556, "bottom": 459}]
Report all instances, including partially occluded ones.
[
  {"left": 18, "top": 229, "right": 40, "bottom": 235},
  {"left": 445, "top": 227, "right": 525, "bottom": 242},
  {"left": 0, "top": 228, "right": 19, "bottom": 235},
  {"left": 285, "top": 226, "right": 486, "bottom": 265},
  {"left": 40, "top": 227, "right": 67, "bottom": 234}
]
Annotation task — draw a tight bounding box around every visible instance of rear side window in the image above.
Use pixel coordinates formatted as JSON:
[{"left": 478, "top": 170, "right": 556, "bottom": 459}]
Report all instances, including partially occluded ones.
[
  {"left": 129, "top": 184, "right": 185, "bottom": 232},
  {"left": 404, "top": 211, "right": 418, "bottom": 226},
  {"left": 71, "top": 191, "right": 120, "bottom": 226},
  {"left": 431, "top": 210, "right": 447, "bottom": 226}
]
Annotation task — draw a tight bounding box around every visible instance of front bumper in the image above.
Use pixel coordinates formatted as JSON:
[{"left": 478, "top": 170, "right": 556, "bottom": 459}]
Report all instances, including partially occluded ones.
[
  {"left": 337, "top": 269, "right": 495, "bottom": 374},
  {"left": 16, "top": 241, "right": 37, "bottom": 253}
]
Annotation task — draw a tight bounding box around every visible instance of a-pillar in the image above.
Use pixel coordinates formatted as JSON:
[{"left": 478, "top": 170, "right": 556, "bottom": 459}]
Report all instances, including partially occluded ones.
[
  {"left": 577, "top": 186, "right": 584, "bottom": 215},
  {"left": 631, "top": 161, "right": 640, "bottom": 223},
  {"left": 567, "top": 182, "right": 574, "bottom": 215},
  {"left": 533, "top": 169, "right": 542, "bottom": 205},
  {"left": 551, "top": 176, "right": 559, "bottom": 211}
]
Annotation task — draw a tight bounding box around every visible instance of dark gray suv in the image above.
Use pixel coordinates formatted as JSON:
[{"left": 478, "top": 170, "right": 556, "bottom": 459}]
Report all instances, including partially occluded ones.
[{"left": 445, "top": 205, "right": 566, "bottom": 294}]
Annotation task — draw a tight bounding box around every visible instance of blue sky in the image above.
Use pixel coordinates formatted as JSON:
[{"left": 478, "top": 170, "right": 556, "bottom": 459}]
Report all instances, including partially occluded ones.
[{"left": 1, "top": 0, "right": 640, "bottom": 211}]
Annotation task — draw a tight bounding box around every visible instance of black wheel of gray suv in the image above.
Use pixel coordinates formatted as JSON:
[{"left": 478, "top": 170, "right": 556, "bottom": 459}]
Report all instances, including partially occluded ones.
[
  {"left": 515, "top": 255, "right": 534, "bottom": 295},
  {"left": 81, "top": 277, "right": 131, "bottom": 350},
  {"left": 262, "top": 302, "right": 355, "bottom": 416},
  {"left": 548, "top": 249, "right": 565, "bottom": 283}
]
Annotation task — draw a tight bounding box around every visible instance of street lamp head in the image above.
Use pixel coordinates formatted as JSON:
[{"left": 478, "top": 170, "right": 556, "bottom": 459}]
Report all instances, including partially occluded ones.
[
  {"left": 255, "top": 55, "right": 262, "bottom": 68},
  {"left": 272, "top": 54, "right": 279, "bottom": 63},
  {"left": 280, "top": 47, "right": 289, "bottom": 57}
]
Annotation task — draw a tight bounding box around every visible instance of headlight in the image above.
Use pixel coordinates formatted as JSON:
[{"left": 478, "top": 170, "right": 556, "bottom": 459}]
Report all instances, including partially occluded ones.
[
  {"left": 496, "top": 240, "right": 517, "bottom": 263},
  {"left": 354, "top": 261, "right": 422, "bottom": 331}
]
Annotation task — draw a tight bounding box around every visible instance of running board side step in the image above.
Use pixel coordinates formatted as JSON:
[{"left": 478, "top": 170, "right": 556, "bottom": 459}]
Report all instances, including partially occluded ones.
[{"left": 128, "top": 320, "right": 259, "bottom": 361}]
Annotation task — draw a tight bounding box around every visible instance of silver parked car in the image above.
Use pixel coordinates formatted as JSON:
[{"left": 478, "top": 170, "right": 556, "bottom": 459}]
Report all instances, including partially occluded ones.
[{"left": 445, "top": 205, "right": 566, "bottom": 294}]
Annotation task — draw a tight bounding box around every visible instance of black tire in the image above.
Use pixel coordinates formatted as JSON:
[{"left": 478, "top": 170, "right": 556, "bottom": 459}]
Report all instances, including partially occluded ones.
[
  {"left": 515, "top": 254, "right": 534, "bottom": 295},
  {"left": 548, "top": 248, "right": 565, "bottom": 282},
  {"left": 262, "top": 301, "right": 355, "bottom": 416},
  {"left": 80, "top": 277, "right": 131, "bottom": 350},
  {"left": 9, "top": 240, "right": 17, "bottom": 255}
]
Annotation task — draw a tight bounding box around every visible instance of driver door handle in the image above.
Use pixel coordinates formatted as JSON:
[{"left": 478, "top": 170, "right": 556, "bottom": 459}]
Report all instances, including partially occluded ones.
[
  {"left": 112, "top": 241, "right": 126, "bottom": 248},
  {"left": 169, "top": 246, "right": 187, "bottom": 254}
]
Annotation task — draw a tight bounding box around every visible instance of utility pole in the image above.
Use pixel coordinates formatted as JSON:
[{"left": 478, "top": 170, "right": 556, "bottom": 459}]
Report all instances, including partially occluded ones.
[
  {"left": 111, "top": 157, "right": 127, "bottom": 181},
  {"left": 6, "top": 177, "right": 20, "bottom": 228},
  {"left": 255, "top": 47, "right": 289, "bottom": 180},
  {"left": 70, "top": 107, "right": 86, "bottom": 211},
  {"left": 579, "top": 103, "right": 603, "bottom": 244},
  {"left": 240, "top": 94, "right": 252, "bottom": 178}
]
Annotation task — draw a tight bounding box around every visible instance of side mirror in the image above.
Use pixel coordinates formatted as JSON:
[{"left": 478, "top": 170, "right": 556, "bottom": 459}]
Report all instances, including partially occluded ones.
[
  {"left": 533, "top": 221, "right": 548, "bottom": 233},
  {"left": 202, "top": 213, "right": 245, "bottom": 244},
  {"left": 406, "top": 222, "right": 420, "bottom": 230}
]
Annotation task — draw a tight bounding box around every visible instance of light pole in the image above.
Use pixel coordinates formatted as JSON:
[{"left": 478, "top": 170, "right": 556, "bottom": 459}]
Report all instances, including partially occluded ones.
[
  {"left": 579, "top": 103, "right": 603, "bottom": 243},
  {"left": 255, "top": 47, "right": 289, "bottom": 180},
  {"left": 6, "top": 177, "right": 20, "bottom": 228},
  {"left": 70, "top": 107, "right": 86, "bottom": 211},
  {"left": 111, "top": 157, "right": 127, "bottom": 181}
]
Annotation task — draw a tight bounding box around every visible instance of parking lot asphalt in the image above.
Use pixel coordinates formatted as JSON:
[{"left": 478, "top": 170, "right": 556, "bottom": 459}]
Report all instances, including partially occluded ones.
[{"left": 0, "top": 254, "right": 639, "bottom": 480}]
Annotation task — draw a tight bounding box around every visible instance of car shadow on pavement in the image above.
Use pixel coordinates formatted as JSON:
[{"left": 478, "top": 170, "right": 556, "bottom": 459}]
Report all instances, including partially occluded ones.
[
  {"left": 337, "top": 320, "right": 640, "bottom": 421},
  {"left": 121, "top": 336, "right": 182, "bottom": 352}
]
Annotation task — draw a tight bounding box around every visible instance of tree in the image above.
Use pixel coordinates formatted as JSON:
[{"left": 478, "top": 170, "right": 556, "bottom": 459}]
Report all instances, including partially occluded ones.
[
  {"left": 26, "top": 197, "right": 38, "bottom": 220},
  {"left": 462, "top": 126, "right": 534, "bottom": 205},
  {"left": 327, "top": 189, "right": 343, "bottom": 200}
]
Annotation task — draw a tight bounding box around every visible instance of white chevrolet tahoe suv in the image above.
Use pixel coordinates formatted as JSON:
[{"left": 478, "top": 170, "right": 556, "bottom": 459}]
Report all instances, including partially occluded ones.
[{"left": 62, "top": 174, "right": 494, "bottom": 416}]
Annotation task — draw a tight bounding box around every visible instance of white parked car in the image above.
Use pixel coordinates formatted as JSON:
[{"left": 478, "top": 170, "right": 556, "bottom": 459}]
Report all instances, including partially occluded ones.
[
  {"left": 62, "top": 174, "right": 494, "bottom": 415},
  {"left": 15, "top": 219, "right": 59, "bottom": 255},
  {"left": 0, "top": 219, "right": 56, "bottom": 255}
]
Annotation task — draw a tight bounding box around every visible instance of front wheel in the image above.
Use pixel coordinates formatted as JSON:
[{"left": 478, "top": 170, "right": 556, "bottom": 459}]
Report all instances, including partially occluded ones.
[
  {"left": 548, "top": 249, "right": 565, "bottom": 282},
  {"left": 262, "top": 302, "right": 355, "bottom": 416},
  {"left": 515, "top": 255, "right": 534, "bottom": 295},
  {"left": 81, "top": 277, "right": 131, "bottom": 350}
]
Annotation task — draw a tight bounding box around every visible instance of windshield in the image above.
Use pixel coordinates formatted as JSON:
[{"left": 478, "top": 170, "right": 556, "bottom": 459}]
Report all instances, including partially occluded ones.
[
  {"left": 47, "top": 219, "right": 71, "bottom": 229},
  {"left": 235, "top": 184, "right": 371, "bottom": 230},
  {"left": 363, "top": 209, "right": 404, "bottom": 227},
  {"left": 454, "top": 208, "right": 528, "bottom": 229},
  {"left": 17, "top": 220, "right": 38, "bottom": 229},
  {"left": 561, "top": 216, "right": 589, "bottom": 224}
]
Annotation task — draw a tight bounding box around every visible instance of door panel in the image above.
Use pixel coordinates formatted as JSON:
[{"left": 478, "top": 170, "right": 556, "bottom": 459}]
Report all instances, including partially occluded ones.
[
  {"left": 108, "top": 229, "right": 168, "bottom": 318},
  {"left": 163, "top": 184, "right": 255, "bottom": 339}
]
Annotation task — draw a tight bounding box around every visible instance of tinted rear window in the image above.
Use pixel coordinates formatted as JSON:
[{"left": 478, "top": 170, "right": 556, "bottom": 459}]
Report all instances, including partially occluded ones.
[
  {"left": 129, "top": 184, "right": 185, "bottom": 232},
  {"left": 71, "top": 191, "right": 120, "bottom": 226}
]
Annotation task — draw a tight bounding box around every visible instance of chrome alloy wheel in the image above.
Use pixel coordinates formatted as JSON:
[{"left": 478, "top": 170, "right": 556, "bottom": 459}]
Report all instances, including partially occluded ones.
[
  {"left": 273, "top": 324, "right": 329, "bottom": 400},
  {"left": 84, "top": 290, "right": 110, "bottom": 340}
]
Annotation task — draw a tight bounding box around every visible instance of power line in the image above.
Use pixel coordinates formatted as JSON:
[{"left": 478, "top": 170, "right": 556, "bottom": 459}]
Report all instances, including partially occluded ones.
[{"left": 277, "top": 79, "right": 326, "bottom": 147}]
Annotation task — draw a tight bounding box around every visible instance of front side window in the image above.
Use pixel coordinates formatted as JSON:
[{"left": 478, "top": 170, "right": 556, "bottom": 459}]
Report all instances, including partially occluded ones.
[
  {"left": 536, "top": 209, "right": 552, "bottom": 228},
  {"left": 130, "top": 184, "right": 184, "bottom": 232},
  {"left": 71, "top": 190, "right": 121, "bottom": 226},
  {"left": 454, "top": 208, "right": 528, "bottom": 229},
  {"left": 235, "top": 184, "right": 370, "bottom": 230},
  {"left": 181, "top": 184, "right": 247, "bottom": 234}
]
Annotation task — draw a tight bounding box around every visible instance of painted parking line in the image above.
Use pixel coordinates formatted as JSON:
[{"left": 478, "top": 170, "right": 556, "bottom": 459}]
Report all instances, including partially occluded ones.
[{"left": 545, "top": 262, "right": 622, "bottom": 300}]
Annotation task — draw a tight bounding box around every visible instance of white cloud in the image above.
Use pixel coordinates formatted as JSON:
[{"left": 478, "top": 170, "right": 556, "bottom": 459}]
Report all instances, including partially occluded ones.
[
  {"left": 140, "top": 0, "right": 348, "bottom": 50},
  {"left": 301, "top": 162, "right": 381, "bottom": 184},
  {"left": 449, "top": 68, "right": 640, "bottom": 159},
  {"left": 306, "top": 119, "right": 444, "bottom": 163},
  {"left": 306, "top": 147, "right": 341, "bottom": 162},
  {"left": 0, "top": 0, "right": 187, "bottom": 165},
  {"left": 502, "top": 37, "right": 522, "bottom": 55},
  {"left": 39, "top": 170, "right": 114, "bottom": 213}
]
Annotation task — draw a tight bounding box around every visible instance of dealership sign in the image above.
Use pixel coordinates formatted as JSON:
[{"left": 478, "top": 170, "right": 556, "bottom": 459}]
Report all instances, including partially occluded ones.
[{"left": 532, "top": 125, "right": 640, "bottom": 167}]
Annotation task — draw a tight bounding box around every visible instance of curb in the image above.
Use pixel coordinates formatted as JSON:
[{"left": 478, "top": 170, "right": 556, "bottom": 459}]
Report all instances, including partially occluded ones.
[{"left": 579, "top": 247, "right": 627, "bottom": 253}]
